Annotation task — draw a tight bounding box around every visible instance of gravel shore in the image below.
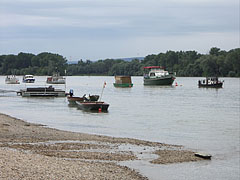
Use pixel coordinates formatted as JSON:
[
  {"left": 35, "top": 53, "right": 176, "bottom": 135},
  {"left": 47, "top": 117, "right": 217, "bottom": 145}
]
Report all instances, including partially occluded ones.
[{"left": 0, "top": 113, "right": 203, "bottom": 179}]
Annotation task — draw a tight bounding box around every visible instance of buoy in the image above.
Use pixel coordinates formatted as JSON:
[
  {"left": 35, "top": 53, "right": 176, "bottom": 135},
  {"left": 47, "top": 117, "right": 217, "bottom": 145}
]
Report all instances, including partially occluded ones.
[
  {"left": 98, "top": 108, "right": 102, "bottom": 112},
  {"left": 175, "top": 82, "right": 178, "bottom": 86}
]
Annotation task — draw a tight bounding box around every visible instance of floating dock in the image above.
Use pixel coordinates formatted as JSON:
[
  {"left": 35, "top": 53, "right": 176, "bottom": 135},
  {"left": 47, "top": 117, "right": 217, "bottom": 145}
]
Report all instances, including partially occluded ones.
[{"left": 17, "top": 86, "right": 66, "bottom": 97}]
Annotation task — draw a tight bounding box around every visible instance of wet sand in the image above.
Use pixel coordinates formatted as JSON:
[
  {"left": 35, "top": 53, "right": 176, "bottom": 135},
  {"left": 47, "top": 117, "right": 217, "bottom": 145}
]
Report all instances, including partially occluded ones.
[{"left": 0, "top": 113, "right": 203, "bottom": 179}]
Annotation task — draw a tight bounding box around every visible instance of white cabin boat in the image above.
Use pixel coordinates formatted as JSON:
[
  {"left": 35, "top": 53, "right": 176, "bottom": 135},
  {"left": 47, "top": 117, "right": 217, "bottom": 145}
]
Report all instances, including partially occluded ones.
[
  {"left": 23, "top": 75, "right": 35, "bottom": 83},
  {"left": 46, "top": 73, "right": 65, "bottom": 84},
  {"left": 5, "top": 75, "right": 20, "bottom": 84}
]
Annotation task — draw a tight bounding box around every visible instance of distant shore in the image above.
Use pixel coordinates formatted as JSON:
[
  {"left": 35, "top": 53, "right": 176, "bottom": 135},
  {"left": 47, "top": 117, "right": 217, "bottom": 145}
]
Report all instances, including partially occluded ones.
[{"left": 0, "top": 113, "right": 203, "bottom": 179}]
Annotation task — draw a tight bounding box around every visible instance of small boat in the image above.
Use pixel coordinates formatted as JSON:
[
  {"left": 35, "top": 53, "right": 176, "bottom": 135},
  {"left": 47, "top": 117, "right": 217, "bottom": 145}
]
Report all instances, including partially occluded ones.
[
  {"left": 143, "top": 66, "right": 175, "bottom": 85},
  {"left": 113, "top": 76, "right": 133, "bottom": 87},
  {"left": 67, "top": 94, "right": 99, "bottom": 105},
  {"left": 75, "top": 94, "right": 109, "bottom": 111},
  {"left": 5, "top": 75, "right": 20, "bottom": 84},
  {"left": 46, "top": 73, "right": 66, "bottom": 84},
  {"left": 195, "top": 152, "right": 212, "bottom": 159},
  {"left": 17, "top": 86, "right": 66, "bottom": 97},
  {"left": 23, "top": 75, "right": 35, "bottom": 83},
  {"left": 67, "top": 96, "right": 84, "bottom": 105},
  {"left": 198, "top": 77, "right": 223, "bottom": 88},
  {"left": 76, "top": 101, "right": 109, "bottom": 111}
]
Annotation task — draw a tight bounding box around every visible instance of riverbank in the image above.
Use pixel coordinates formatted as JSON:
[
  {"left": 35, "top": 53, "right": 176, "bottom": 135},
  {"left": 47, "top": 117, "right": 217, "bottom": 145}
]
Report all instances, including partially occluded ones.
[{"left": 0, "top": 113, "right": 203, "bottom": 179}]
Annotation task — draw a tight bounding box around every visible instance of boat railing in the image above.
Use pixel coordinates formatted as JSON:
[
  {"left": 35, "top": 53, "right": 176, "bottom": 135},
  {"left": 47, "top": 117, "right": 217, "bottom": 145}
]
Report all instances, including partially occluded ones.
[{"left": 21, "top": 82, "right": 65, "bottom": 91}]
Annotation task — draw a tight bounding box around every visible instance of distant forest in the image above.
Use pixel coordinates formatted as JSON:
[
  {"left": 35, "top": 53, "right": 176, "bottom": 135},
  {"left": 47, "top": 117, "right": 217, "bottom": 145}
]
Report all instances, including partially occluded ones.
[{"left": 0, "top": 47, "right": 239, "bottom": 77}]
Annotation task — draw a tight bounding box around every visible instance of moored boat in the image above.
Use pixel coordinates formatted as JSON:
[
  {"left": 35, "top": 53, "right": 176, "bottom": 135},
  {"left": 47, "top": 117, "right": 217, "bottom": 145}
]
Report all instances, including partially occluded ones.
[
  {"left": 73, "top": 94, "right": 108, "bottom": 111},
  {"left": 23, "top": 75, "right": 35, "bottom": 83},
  {"left": 67, "top": 96, "right": 84, "bottom": 105},
  {"left": 5, "top": 75, "right": 20, "bottom": 84},
  {"left": 46, "top": 73, "right": 66, "bottom": 84},
  {"left": 143, "top": 66, "right": 175, "bottom": 85},
  {"left": 17, "top": 86, "right": 66, "bottom": 97},
  {"left": 198, "top": 77, "right": 223, "bottom": 88},
  {"left": 76, "top": 101, "right": 109, "bottom": 111},
  {"left": 195, "top": 152, "right": 212, "bottom": 159},
  {"left": 113, "top": 76, "right": 133, "bottom": 87},
  {"left": 67, "top": 94, "right": 100, "bottom": 105}
]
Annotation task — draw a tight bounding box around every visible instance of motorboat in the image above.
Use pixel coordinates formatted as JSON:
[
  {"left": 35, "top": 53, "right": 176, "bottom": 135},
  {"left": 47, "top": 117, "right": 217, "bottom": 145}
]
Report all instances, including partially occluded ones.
[
  {"left": 46, "top": 73, "right": 65, "bottom": 84},
  {"left": 198, "top": 77, "right": 223, "bottom": 88},
  {"left": 5, "top": 75, "right": 20, "bottom": 84},
  {"left": 23, "top": 75, "right": 35, "bottom": 83},
  {"left": 67, "top": 96, "right": 84, "bottom": 105},
  {"left": 74, "top": 94, "right": 109, "bottom": 111},
  {"left": 143, "top": 66, "right": 175, "bottom": 85},
  {"left": 67, "top": 94, "right": 99, "bottom": 105},
  {"left": 76, "top": 101, "right": 109, "bottom": 111}
]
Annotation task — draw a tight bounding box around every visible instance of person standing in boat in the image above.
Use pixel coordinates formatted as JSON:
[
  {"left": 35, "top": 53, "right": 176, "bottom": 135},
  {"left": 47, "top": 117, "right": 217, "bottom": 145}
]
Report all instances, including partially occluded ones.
[{"left": 69, "top": 89, "right": 74, "bottom": 97}]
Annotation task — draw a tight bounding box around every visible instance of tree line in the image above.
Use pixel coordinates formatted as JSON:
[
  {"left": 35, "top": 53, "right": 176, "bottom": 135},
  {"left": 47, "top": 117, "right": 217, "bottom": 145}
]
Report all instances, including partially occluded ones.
[
  {"left": 0, "top": 52, "right": 67, "bottom": 76},
  {"left": 0, "top": 47, "right": 239, "bottom": 77}
]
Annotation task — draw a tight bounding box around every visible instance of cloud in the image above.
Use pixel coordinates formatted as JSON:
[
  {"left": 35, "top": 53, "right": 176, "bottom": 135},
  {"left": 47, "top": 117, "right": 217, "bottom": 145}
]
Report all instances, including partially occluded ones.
[{"left": 0, "top": 0, "right": 238, "bottom": 59}]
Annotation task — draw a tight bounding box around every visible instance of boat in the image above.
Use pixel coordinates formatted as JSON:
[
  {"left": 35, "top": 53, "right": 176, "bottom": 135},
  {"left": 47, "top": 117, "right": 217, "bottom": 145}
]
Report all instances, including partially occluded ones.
[
  {"left": 76, "top": 101, "right": 109, "bottom": 111},
  {"left": 22, "top": 75, "right": 35, "bottom": 83},
  {"left": 75, "top": 94, "right": 109, "bottom": 111},
  {"left": 198, "top": 77, "right": 223, "bottom": 88},
  {"left": 5, "top": 75, "right": 20, "bottom": 84},
  {"left": 17, "top": 86, "right": 66, "bottom": 97},
  {"left": 67, "top": 94, "right": 100, "bottom": 105},
  {"left": 113, "top": 76, "right": 133, "bottom": 87},
  {"left": 46, "top": 73, "right": 66, "bottom": 84},
  {"left": 67, "top": 96, "right": 84, "bottom": 105},
  {"left": 143, "top": 66, "right": 175, "bottom": 85},
  {"left": 195, "top": 152, "right": 212, "bottom": 159}
]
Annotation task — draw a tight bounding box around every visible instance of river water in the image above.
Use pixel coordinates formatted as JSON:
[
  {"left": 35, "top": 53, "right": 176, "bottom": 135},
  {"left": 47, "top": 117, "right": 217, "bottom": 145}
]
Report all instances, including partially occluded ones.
[{"left": 0, "top": 76, "right": 239, "bottom": 180}]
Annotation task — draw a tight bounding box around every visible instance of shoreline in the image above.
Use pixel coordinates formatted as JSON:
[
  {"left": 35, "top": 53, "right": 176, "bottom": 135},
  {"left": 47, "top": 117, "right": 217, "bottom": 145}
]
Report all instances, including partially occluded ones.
[{"left": 0, "top": 113, "right": 204, "bottom": 179}]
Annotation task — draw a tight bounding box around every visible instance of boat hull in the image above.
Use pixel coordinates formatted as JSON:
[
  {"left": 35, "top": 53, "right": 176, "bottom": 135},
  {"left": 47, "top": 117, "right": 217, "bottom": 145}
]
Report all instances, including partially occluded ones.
[
  {"left": 23, "top": 79, "right": 35, "bottom": 83},
  {"left": 76, "top": 101, "right": 109, "bottom": 111},
  {"left": 46, "top": 78, "right": 65, "bottom": 84},
  {"left": 67, "top": 96, "right": 84, "bottom": 105},
  {"left": 5, "top": 76, "right": 20, "bottom": 84},
  {"left": 113, "top": 83, "right": 133, "bottom": 87},
  {"left": 144, "top": 76, "right": 175, "bottom": 85},
  {"left": 198, "top": 83, "right": 223, "bottom": 88},
  {"left": 5, "top": 81, "right": 20, "bottom": 84},
  {"left": 47, "top": 81, "right": 65, "bottom": 84},
  {"left": 195, "top": 152, "right": 212, "bottom": 159},
  {"left": 46, "top": 73, "right": 66, "bottom": 84}
]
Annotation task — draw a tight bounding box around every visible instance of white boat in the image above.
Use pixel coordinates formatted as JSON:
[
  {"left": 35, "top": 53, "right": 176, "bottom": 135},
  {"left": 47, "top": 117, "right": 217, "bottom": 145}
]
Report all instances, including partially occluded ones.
[
  {"left": 46, "top": 73, "right": 65, "bottom": 84},
  {"left": 5, "top": 75, "right": 20, "bottom": 84},
  {"left": 22, "top": 75, "right": 35, "bottom": 83}
]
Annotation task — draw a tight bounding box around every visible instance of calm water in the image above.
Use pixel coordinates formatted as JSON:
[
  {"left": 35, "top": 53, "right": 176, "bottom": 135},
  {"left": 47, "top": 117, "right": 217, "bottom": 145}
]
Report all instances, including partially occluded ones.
[{"left": 0, "top": 76, "right": 239, "bottom": 180}]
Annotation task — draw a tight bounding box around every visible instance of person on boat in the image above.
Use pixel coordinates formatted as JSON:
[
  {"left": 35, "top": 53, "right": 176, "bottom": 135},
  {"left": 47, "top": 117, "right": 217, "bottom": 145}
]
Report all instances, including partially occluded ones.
[{"left": 69, "top": 89, "right": 74, "bottom": 97}]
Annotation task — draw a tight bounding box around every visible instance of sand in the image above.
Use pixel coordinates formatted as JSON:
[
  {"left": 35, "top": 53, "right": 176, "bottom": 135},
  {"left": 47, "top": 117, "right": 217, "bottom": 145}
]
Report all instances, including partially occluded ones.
[{"left": 0, "top": 113, "right": 204, "bottom": 179}]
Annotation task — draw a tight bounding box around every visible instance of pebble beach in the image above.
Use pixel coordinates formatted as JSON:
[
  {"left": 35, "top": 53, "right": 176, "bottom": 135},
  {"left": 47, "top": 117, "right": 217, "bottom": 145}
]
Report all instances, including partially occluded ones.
[{"left": 0, "top": 113, "right": 203, "bottom": 179}]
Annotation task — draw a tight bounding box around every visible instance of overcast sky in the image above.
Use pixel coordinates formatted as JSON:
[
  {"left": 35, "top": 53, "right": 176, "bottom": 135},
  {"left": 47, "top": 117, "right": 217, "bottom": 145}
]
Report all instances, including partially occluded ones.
[{"left": 0, "top": 0, "right": 239, "bottom": 61}]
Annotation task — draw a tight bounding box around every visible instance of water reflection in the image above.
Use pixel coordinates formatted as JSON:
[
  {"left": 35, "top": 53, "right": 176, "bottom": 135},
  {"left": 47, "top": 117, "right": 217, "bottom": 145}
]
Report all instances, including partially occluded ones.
[{"left": 0, "top": 76, "right": 239, "bottom": 180}]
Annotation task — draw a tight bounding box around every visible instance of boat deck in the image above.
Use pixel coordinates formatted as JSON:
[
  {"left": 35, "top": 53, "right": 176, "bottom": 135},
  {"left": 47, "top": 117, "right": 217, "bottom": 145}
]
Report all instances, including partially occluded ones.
[{"left": 17, "top": 87, "right": 66, "bottom": 97}]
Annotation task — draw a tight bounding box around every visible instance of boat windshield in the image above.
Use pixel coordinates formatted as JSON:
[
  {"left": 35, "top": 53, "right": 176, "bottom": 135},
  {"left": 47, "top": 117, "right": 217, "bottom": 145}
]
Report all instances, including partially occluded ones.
[{"left": 25, "top": 75, "right": 34, "bottom": 78}]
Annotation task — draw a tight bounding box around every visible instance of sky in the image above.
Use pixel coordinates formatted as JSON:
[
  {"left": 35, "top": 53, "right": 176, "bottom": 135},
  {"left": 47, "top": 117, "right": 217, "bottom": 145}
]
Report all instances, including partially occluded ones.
[{"left": 0, "top": 0, "right": 239, "bottom": 61}]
